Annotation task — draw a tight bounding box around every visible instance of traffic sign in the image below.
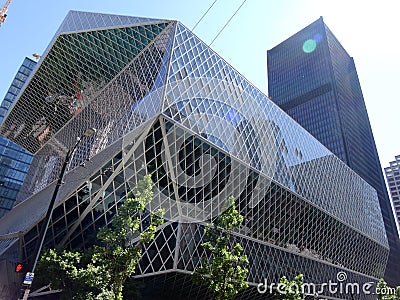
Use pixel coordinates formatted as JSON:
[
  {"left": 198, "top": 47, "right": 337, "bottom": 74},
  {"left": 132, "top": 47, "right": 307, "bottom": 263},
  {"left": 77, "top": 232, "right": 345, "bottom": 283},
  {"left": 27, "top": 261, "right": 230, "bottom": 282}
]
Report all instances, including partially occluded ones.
[{"left": 23, "top": 272, "right": 34, "bottom": 285}]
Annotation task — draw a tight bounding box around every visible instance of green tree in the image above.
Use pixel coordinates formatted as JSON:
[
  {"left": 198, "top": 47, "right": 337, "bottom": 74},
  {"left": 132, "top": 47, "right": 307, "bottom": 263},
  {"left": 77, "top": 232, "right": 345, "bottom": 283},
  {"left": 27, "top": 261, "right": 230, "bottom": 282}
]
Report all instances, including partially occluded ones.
[
  {"left": 376, "top": 278, "right": 400, "bottom": 300},
  {"left": 377, "top": 278, "right": 389, "bottom": 300},
  {"left": 193, "top": 196, "right": 249, "bottom": 300},
  {"left": 395, "top": 286, "right": 400, "bottom": 299},
  {"left": 35, "top": 175, "right": 164, "bottom": 300},
  {"left": 36, "top": 247, "right": 107, "bottom": 300},
  {"left": 275, "top": 274, "right": 304, "bottom": 300}
]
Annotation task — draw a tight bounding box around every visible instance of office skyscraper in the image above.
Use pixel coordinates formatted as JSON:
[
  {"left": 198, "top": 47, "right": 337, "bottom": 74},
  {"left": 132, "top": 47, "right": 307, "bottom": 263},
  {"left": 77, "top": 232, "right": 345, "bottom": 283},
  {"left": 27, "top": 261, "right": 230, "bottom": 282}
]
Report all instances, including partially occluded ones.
[
  {"left": 0, "top": 12, "right": 390, "bottom": 299},
  {"left": 267, "top": 16, "right": 400, "bottom": 285},
  {"left": 0, "top": 58, "right": 36, "bottom": 218},
  {"left": 384, "top": 155, "right": 400, "bottom": 237}
]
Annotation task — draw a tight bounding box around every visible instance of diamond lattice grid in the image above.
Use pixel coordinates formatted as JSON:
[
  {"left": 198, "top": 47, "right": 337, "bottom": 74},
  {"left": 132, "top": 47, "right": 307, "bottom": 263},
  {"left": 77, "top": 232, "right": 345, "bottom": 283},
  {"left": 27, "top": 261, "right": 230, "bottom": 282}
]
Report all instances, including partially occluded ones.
[
  {"left": 161, "top": 22, "right": 387, "bottom": 248},
  {"left": 0, "top": 115, "right": 387, "bottom": 300},
  {"left": 176, "top": 222, "right": 380, "bottom": 300},
  {"left": 57, "top": 11, "right": 168, "bottom": 34},
  {"left": 0, "top": 17, "right": 173, "bottom": 154},
  {"left": 15, "top": 22, "right": 176, "bottom": 202}
]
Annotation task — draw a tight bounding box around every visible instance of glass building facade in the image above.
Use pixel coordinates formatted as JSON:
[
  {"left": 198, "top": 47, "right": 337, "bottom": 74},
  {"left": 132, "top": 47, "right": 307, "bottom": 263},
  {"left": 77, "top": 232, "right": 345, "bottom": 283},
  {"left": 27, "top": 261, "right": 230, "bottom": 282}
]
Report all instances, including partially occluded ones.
[
  {"left": 0, "top": 58, "right": 36, "bottom": 218},
  {"left": 0, "top": 11, "right": 390, "bottom": 299},
  {"left": 267, "top": 17, "right": 400, "bottom": 285},
  {"left": 384, "top": 155, "right": 400, "bottom": 237}
]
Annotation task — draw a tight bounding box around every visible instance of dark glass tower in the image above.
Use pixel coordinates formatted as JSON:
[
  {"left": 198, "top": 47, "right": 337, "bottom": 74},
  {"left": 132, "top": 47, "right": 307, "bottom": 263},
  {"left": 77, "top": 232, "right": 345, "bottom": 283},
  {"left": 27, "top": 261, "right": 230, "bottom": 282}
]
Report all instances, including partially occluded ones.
[
  {"left": 0, "top": 57, "right": 36, "bottom": 218},
  {"left": 267, "top": 16, "right": 400, "bottom": 285}
]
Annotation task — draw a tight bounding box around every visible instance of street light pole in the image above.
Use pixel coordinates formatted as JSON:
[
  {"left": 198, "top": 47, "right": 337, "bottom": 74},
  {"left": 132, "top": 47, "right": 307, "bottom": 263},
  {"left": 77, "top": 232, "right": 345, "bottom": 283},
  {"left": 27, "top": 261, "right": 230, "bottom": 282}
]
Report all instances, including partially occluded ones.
[{"left": 20, "top": 128, "right": 96, "bottom": 300}]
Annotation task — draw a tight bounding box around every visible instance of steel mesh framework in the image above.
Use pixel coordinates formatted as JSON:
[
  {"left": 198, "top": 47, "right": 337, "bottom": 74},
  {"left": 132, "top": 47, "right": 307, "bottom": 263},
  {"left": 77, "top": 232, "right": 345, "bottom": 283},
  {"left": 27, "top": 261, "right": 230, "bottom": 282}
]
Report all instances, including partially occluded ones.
[{"left": 0, "top": 11, "right": 389, "bottom": 300}]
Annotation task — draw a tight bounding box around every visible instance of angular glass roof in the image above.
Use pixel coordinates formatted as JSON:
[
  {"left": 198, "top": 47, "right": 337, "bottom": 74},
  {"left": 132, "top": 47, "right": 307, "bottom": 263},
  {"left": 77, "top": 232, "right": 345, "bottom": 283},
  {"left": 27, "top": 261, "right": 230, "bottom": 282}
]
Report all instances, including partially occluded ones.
[
  {"left": 0, "top": 11, "right": 173, "bottom": 153},
  {"left": 57, "top": 10, "right": 169, "bottom": 34}
]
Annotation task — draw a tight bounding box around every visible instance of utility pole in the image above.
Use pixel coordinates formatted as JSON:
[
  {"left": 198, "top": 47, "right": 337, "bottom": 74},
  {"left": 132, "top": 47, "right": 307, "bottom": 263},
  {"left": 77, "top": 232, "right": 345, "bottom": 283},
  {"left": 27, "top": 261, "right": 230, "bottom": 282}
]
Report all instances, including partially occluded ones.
[{"left": 19, "top": 128, "right": 96, "bottom": 300}]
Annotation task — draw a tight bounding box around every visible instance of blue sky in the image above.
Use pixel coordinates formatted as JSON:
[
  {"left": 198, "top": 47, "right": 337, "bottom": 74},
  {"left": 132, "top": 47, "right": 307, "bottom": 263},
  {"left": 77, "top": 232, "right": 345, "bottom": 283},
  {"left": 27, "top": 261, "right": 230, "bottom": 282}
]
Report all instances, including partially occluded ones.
[{"left": 0, "top": 0, "right": 399, "bottom": 168}]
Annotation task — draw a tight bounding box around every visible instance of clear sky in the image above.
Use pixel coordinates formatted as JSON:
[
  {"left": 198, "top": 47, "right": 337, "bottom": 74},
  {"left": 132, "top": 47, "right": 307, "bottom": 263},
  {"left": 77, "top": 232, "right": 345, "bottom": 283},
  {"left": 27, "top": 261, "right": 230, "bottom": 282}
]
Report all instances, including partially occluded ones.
[{"left": 0, "top": 0, "right": 399, "bottom": 169}]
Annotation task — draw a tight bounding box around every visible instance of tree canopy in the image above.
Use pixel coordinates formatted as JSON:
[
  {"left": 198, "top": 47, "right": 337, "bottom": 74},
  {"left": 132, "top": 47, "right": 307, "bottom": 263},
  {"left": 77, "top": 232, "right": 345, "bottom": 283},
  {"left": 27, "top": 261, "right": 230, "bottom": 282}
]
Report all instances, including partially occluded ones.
[
  {"left": 36, "top": 175, "right": 164, "bottom": 300},
  {"left": 193, "top": 196, "right": 249, "bottom": 300}
]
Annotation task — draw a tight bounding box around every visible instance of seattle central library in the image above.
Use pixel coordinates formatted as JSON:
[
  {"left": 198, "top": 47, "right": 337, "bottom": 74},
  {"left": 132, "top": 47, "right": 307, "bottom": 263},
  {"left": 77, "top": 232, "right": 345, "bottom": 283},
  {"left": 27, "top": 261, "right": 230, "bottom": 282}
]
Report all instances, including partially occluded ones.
[{"left": 0, "top": 11, "right": 389, "bottom": 299}]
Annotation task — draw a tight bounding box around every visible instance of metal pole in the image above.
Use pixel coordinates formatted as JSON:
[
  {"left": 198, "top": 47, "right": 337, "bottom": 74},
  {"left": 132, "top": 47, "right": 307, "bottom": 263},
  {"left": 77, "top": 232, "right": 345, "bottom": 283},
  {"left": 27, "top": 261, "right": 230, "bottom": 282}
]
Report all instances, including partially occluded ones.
[
  {"left": 20, "top": 144, "right": 76, "bottom": 300},
  {"left": 31, "top": 142, "right": 75, "bottom": 272},
  {"left": 20, "top": 128, "right": 96, "bottom": 300}
]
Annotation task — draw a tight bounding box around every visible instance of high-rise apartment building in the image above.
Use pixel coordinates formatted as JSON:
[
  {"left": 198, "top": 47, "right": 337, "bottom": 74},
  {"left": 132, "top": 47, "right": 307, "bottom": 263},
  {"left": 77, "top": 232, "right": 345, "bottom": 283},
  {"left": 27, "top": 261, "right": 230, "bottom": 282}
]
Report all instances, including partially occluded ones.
[
  {"left": 384, "top": 155, "right": 400, "bottom": 237},
  {"left": 0, "top": 58, "right": 36, "bottom": 218},
  {"left": 0, "top": 12, "right": 390, "bottom": 299},
  {"left": 267, "top": 16, "right": 400, "bottom": 285}
]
